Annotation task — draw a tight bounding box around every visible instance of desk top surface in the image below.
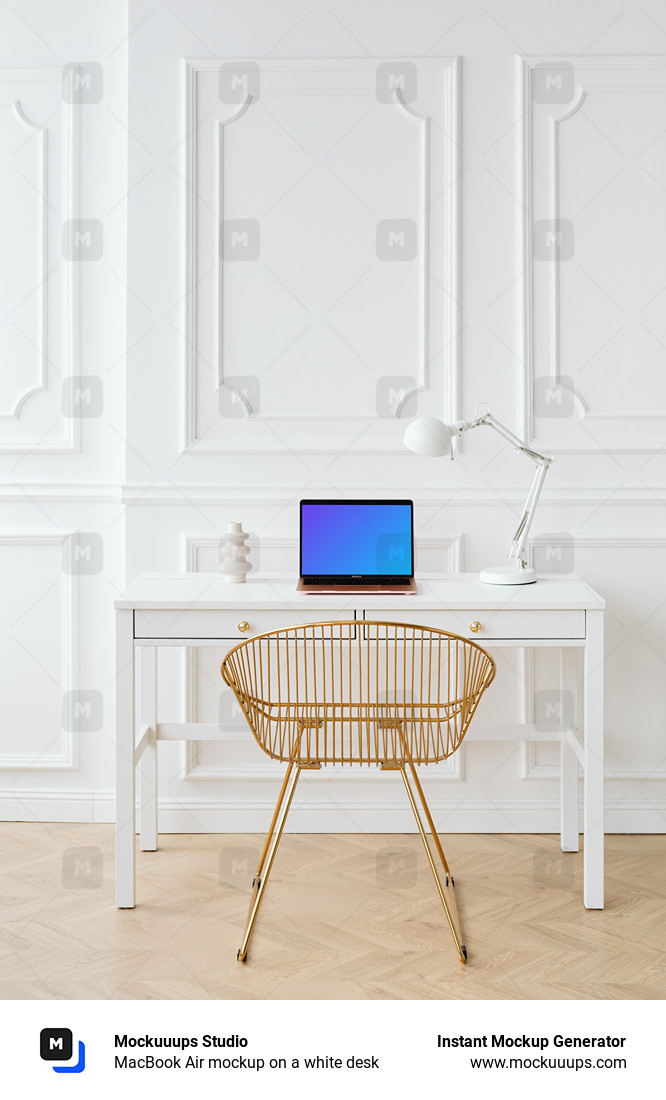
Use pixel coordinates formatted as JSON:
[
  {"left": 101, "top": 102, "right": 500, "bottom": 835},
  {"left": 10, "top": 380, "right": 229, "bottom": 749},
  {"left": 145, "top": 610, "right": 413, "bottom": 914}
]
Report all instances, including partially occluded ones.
[{"left": 115, "top": 573, "right": 605, "bottom": 611}]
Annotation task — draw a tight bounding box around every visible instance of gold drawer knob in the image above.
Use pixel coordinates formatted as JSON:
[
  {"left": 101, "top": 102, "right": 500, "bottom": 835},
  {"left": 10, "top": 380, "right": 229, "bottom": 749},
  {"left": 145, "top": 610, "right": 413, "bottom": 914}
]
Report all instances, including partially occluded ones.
[
  {"left": 238, "top": 620, "right": 250, "bottom": 633},
  {"left": 469, "top": 621, "right": 482, "bottom": 634}
]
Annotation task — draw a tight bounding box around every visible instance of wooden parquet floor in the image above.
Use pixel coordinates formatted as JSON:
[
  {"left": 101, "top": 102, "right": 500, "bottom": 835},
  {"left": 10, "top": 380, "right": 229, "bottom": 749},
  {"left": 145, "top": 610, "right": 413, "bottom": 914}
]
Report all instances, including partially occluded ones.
[{"left": 0, "top": 823, "right": 664, "bottom": 1000}]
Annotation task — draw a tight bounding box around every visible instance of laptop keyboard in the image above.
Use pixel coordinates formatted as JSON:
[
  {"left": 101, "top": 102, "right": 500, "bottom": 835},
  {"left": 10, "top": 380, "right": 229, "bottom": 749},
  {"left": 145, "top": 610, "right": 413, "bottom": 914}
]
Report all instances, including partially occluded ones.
[{"left": 302, "top": 576, "right": 410, "bottom": 586}]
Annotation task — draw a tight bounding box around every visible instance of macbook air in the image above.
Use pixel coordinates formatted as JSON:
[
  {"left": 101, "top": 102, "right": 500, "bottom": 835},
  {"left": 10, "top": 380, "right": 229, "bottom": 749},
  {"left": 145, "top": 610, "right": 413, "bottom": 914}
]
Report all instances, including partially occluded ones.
[{"left": 297, "top": 500, "right": 417, "bottom": 593}]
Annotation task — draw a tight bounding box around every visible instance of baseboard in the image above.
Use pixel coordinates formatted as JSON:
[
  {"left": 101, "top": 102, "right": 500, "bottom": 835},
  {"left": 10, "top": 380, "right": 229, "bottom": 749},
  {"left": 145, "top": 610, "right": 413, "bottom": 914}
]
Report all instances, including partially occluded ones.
[
  {"left": 2, "top": 790, "right": 665, "bottom": 833},
  {"left": 152, "top": 798, "right": 666, "bottom": 834},
  {"left": 0, "top": 791, "right": 115, "bottom": 824}
]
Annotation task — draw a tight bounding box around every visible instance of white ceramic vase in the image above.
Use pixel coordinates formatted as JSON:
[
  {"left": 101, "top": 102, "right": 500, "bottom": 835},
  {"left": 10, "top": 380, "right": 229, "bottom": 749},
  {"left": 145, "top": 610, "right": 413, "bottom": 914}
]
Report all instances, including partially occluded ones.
[{"left": 219, "top": 521, "right": 252, "bottom": 583}]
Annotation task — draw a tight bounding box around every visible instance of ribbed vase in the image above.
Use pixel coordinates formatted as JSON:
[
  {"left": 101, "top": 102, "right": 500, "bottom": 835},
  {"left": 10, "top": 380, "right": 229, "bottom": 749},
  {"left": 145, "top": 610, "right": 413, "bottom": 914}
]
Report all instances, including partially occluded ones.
[{"left": 219, "top": 521, "right": 251, "bottom": 583}]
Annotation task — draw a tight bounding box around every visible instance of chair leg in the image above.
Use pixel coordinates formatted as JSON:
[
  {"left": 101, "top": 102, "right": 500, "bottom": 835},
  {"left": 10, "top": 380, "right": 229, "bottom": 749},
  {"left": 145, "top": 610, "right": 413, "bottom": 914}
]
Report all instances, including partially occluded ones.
[
  {"left": 254, "top": 759, "right": 299, "bottom": 884},
  {"left": 237, "top": 761, "right": 302, "bottom": 963},
  {"left": 404, "top": 758, "right": 451, "bottom": 877},
  {"left": 399, "top": 763, "right": 467, "bottom": 964}
]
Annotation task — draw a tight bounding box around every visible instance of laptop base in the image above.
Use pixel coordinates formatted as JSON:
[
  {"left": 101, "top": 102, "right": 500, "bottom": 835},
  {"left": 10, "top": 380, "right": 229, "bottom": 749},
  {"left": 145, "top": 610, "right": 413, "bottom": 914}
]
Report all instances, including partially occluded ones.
[{"left": 297, "top": 578, "right": 418, "bottom": 594}]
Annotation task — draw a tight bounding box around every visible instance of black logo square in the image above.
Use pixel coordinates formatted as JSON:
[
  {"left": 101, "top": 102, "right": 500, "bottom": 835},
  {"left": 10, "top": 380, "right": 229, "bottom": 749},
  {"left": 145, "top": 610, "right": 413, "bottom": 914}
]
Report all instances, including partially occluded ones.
[{"left": 40, "top": 1028, "right": 73, "bottom": 1061}]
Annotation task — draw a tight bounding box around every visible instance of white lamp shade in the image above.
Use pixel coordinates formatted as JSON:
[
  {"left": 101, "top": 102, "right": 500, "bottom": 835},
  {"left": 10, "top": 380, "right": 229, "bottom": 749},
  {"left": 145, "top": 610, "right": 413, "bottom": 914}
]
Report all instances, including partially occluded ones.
[{"left": 403, "top": 416, "right": 453, "bottom": 457}]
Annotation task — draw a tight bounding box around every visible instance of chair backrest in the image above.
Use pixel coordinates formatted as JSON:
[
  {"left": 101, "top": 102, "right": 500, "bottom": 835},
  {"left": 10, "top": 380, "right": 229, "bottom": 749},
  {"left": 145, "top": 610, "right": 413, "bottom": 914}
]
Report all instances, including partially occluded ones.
[{"left": 221, "top": 620, "right": 495, "bottom": 767}]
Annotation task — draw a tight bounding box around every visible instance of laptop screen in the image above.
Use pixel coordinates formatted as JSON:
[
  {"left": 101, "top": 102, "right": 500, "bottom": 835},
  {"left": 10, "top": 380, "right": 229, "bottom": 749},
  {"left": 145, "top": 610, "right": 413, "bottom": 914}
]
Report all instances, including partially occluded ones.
[{"left": 300, "top": 500, "right": 413, "bottom": 577}]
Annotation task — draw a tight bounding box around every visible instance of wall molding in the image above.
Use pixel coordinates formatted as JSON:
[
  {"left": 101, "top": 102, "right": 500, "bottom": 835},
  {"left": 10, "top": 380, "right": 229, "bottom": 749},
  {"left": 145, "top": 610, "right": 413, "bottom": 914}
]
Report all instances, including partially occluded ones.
[
  {"left": 181, "top": 532, "right": 464, "bottom": 572},
  {"left": 0, "top": 788, "right": 114, "bottom": 823},
  {"left": 121, "top": 483, "right": 666, "bottom": 506},
  {"left": 149, "top": 796, "right": 666, "bottom": 834},
  {"left": 3, "top": 790, "right": 664, "bottom": 833},
  {"left": 0, "top": 482, "right": 120, "bottom": 502},
  {"left": 530, "top": 534, "right": 666, "bottom": 550},
  {"left": 0, "top": 100, "right": 47, "bottom": 420},
  {"left": 0, "top": 69, "right": 79, "bottom": 455},
  {"left": 517, "top": 55, "right": 666, "bottom": 454},
  {"left": 0, "top": 69, "right": 80, "bottom": 453},
  {"left": 215, "top": 99, "right": 254, "bottom": 396},
  {"left": 0, "top": 531, "right": 78, "bottom": 771},
  {"left": 181, "top": 57, "right": 461, "bottom": 455},
  {"left": 212, "top": 88, "right": 433, "bottom": 406}
]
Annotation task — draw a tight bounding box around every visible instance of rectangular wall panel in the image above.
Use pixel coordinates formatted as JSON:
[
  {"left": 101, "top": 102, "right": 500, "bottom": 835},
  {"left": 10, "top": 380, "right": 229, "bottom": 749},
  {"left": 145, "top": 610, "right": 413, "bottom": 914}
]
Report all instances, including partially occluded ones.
[
  {"left": 182, "top": 58, "right": 460, "bottom": 454},
  {"left": 0, "top": 69, "right": 80, "bottom": 453},
  {"left": 0, "top": 532, "right": 78, "bottom": 770},
  {"left": 518, "top": 57, "right": 666, "bottom": 452}
]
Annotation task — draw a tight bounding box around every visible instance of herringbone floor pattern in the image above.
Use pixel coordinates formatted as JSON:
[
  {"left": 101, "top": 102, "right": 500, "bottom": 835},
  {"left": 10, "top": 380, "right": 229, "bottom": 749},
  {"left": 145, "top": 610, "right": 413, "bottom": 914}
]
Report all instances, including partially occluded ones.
[{"left": 0, "top": 823, "right": 664, "bottom": 999}]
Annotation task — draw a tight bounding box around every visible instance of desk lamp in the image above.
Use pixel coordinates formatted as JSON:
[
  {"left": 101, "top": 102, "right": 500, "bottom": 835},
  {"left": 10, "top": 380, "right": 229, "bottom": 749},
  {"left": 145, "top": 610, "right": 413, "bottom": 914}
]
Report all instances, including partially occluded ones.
[{"left": 403, "top": 406, "right": 553, "bottom": 584}]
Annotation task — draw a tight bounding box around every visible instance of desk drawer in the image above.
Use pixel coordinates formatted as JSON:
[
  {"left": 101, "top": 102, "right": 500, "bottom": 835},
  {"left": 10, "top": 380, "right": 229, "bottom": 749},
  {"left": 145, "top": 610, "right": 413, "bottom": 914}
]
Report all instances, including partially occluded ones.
[
  {"left": 134, "top": 609, "right": 357, "bottom": 641},
  {"left": 363, "top": 609, "right": 585, "bottom": 640}
]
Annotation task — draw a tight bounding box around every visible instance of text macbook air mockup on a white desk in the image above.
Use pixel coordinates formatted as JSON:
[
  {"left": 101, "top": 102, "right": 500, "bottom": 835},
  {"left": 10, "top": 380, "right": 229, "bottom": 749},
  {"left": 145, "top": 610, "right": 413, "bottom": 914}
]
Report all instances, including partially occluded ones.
[{"left": 114, "top": 573, "right": 605, "bottom": 911}]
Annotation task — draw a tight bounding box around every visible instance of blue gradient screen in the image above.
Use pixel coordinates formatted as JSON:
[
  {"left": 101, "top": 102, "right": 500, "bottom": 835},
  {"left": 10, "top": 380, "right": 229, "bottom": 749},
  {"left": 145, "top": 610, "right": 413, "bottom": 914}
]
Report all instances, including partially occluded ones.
[{"left": 301, "top": 502, "right": 413, "bottom": 576}]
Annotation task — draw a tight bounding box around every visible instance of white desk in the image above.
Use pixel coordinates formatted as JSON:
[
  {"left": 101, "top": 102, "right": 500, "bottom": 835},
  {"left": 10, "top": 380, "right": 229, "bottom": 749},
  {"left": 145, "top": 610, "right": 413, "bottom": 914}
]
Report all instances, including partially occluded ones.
[{"left": 115, "top": 573, "right": 605, "bottom": 909}]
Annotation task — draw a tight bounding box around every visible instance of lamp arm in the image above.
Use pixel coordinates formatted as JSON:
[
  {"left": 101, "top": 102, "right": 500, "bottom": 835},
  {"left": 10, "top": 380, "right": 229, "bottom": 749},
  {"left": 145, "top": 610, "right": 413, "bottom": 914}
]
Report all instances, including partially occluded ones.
[
  {"left": 457, "top": 412, "right": 552, "bottom": 467},
  {"left": 455, "top": 411, "right": 553, "bottom": 568},
  {"left": 508, "top": 462, "right": 549, "bottom": 565}
]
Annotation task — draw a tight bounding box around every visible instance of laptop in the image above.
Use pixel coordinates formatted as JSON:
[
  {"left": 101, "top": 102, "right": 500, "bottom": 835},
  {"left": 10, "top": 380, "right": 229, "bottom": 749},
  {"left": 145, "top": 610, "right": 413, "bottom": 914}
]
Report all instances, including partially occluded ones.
[{"left": 297, "top": 500, "right": 417, "bottom": 593}]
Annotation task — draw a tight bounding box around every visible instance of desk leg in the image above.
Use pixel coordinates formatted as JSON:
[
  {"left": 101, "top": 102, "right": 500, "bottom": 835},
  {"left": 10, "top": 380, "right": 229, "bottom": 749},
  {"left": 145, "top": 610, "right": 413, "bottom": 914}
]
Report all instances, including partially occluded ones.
[
  {"left": 139, "top": 646, "right": 157, "bottom": 851},
  {"left": 583, "top": 610, "right": 604, "bottom": 909},
  {"left": 560, "top": 647, "right": 580, "bottom": 852},
  {"left": 115, "top": 609, "right": 136, "bottom": 908}
]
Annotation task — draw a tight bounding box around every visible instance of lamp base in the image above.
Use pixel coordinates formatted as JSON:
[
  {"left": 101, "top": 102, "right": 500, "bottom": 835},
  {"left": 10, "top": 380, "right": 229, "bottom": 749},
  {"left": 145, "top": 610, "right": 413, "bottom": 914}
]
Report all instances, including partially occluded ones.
[{"left": 479, "top": 564, "right": 537, "bottom": 585}]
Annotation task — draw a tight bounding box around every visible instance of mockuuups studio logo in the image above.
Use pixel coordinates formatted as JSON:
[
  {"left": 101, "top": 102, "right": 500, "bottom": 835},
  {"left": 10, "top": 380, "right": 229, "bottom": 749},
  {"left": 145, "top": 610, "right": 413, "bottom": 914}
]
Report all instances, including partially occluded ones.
[
  {"left": 376, "top": 219, "right": 417, "bottom": 261},
  {"left": 40, "top": 1028, "right": 86, "bottom": 1073},
  {"left": 62, "top": 376, "right": 103, "bottom": 418},
  {"left": 533, "top": 849, "right": 574, "bottom": 888},
  {"left": 534, "top": 690, "right": 574, "bottom": 733},
  {"left": 533, "top": 377, "right": 575, "bottom": 419},
  {"left": 532, "top": 533, "right": 574, "bottom": 574},
  {"left": 62, "top": 62, "right": 103, "bottom": 104},
  {"left": 219, "top": 847, "right": 260, "bottom": 888},
  {"left": 376, "top": 532, "right": 410, "bottom": 573},
  {"left": 219, "top": 691, "right": 250, "bottom": 732},
  {"left": 376, "top": 376, "right": 417, "bottom": 418},
  {"left": 219, "top": 61, "right": 260, "bottom": 104},
  {"left": 219, "top": 375, "right": 260, "bottom": 418},
  {"left": 62, "top": 532, "right": 103, "bottom": 575},
  {"left": 62, "top": 219, "right": 103, "bottom": 260},
  {"left": 220, "top": 219, "right": 260, "bottom": 261},
  {"left": 62, "top": 847, "right": 103, "bottom": 889},
  {"left": 376, "top": 846, "right": 417, "bottom": 888},
  {"left": 62, "top": 690, "right": 103, "bottom": 732},
  {"left": 532, "top": 62, "right": 574, "bottom": 105},
  {"left": 533, "top": 218, "right": 574, "bottom": 261},
  {"left": 376, "top": 62, "right": 417, "bottom": 105}
]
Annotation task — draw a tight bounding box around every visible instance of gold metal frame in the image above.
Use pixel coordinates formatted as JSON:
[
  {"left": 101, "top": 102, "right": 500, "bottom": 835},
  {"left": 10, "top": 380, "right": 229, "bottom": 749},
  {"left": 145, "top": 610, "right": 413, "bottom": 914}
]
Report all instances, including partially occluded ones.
[{"left": 221, "top": 620, "right": 495, "bottom": 964}]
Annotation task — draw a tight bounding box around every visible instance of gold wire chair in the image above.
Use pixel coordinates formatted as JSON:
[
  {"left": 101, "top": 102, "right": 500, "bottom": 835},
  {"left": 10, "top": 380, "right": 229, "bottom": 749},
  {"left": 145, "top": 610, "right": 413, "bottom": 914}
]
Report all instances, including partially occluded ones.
[{"left": 221, "top": 620, "right": 495, "bottom": 964}]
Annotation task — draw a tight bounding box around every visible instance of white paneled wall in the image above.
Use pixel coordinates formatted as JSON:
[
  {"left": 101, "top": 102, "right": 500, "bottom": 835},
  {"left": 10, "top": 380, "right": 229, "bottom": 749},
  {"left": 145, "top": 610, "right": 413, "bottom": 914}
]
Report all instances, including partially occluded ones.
[
  {"left": 0, "top": 3, "right": 127, "bottom": 823},
  {"left": 3, "top": 1, "right": 666, "bottom": 833}
]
